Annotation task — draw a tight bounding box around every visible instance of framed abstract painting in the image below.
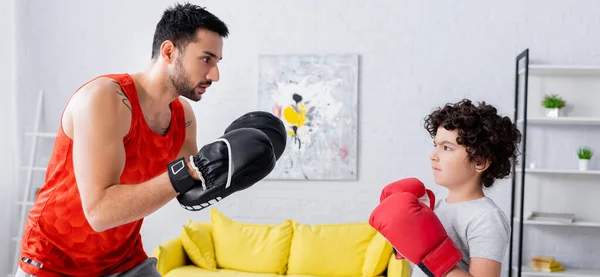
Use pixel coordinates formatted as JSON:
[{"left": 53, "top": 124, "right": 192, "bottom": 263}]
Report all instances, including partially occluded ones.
[{"left": 257, "top": 54, "right": 359, "bottom": 180}]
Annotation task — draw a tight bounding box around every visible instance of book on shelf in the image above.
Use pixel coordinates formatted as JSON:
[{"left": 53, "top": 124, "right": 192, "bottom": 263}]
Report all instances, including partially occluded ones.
[
  {"left": 527, "top": 211, "right": 576, "bottom": 224},
  {"left": 530, "top": 255, "right": 566, "bottom": 272}
]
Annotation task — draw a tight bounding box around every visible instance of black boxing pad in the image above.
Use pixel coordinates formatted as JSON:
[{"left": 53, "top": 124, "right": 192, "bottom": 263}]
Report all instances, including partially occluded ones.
[{"left": 224, "top": 111, "right": 287, "bottom": 160}]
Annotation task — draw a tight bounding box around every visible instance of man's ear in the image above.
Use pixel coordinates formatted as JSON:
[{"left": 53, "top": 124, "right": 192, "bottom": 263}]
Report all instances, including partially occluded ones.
[
  {"left": 160, "top": 40, "right": 176, "bottom": 63},
  {"left": 475, "top": 158, "right": 491, "bottom": 173}
]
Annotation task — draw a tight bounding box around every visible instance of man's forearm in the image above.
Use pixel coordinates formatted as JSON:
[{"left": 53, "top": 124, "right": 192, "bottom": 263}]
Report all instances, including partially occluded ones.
[{"left": 87, "top": 172, "right": 178, "bottom": 232}]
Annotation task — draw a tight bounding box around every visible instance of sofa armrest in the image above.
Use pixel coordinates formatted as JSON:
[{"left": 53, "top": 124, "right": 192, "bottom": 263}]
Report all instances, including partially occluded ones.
[
  {"left": 152, "top": 236, "right": 188, "bottom": 276},
  {"left": 387, "top": 255, "right": 411, "bottom": 277}
]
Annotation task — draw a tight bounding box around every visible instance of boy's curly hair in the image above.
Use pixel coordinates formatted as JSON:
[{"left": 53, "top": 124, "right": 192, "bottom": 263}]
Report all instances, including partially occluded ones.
[{"left": 423, "top": 99, "right": 522, "bottom": 188}]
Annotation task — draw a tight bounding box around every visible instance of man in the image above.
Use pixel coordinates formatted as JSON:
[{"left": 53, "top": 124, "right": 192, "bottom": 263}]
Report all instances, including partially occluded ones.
[{"left": 17, "top": 3, "right": 286, "bottom": 277}]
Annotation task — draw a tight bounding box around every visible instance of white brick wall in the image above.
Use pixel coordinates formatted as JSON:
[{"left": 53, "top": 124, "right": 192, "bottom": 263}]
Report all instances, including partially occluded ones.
[
  {"left": 0, "top": 0, "right": 17, "bottom": 275},
  {"left": 7, "top": 0, "right": 600, "bottom": 276}
]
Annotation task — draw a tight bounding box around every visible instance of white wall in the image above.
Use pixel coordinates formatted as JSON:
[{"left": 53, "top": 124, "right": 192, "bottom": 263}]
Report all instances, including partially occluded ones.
[
  {"left": 8, "top": 0, "right": 600, "bottom": 276},
  {"left": 0, "top": 0, "right": 18, "bottom": 275}
]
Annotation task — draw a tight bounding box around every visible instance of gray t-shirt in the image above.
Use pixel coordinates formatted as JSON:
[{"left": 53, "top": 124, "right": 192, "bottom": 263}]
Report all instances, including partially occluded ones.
[{"left": 411, "top": 197, "right": 510, "bottom": 277}]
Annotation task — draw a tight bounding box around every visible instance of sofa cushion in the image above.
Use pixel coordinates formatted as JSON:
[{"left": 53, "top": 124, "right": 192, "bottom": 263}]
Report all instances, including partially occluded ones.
[
  {"left": 387, "top": 254, "right": 412, "bottom": 277},
  {"left": 163, "top": 266, "right": 368, "bottom": 277},
  {"left": 287, "top": 275, "right": 365, "bottom": 277},
  {"left": 164, "top": 266, "right": 281, "bottom": 277},
  {"left": 152, "top": 237, "right": 187, "bottom": 276},
  {"left": 211, "top": 208, "right": 293, "bottom": 274},
  {"left": 362, "top": 232, "right": 394, "bottom": 277},
  {"left": 181, "top": 220, "right": 217, "bottom": 270},
  {"left": 287, "top": 221, "right": 376, "bottom": 276}
]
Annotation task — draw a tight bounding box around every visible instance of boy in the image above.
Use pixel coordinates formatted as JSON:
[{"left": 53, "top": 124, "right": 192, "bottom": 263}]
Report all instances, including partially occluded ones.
[{"left": 370, "top": 99, "right": 522, "bottom": 277}]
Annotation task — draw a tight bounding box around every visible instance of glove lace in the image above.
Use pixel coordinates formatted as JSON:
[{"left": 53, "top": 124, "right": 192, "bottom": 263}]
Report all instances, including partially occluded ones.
[{"left": 189, "top": 155, "right": 207, "bottom": 191}]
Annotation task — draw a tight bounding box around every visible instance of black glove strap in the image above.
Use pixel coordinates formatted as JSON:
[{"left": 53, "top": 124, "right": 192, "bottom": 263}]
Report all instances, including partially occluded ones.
[
  {"left": 417, "top": 262, "right": 435, "bottom": 277},
  {"left": 168, "top": 157, "right": 195, "bottom": 194}
]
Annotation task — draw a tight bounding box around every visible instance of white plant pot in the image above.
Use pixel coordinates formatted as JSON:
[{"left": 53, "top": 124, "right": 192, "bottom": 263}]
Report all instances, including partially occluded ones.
[
  {"left": 579, "top": 159, "right": 590, "bottom": 171},
  {"left": 545, "top": 108, "right": 561, "bottom": 118}
]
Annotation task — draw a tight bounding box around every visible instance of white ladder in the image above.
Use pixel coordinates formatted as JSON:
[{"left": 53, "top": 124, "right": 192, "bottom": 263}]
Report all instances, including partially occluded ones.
[{"left": 10, "top": 90, "right": 56, "bottom": 277}]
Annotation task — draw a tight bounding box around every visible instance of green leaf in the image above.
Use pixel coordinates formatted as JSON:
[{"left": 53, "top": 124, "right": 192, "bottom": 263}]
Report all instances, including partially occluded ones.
[
  {"left": 542, "top": 94, "right": 566, "bottom": 109},
  {"left": 577, "top": 147, "right": 593, "bottom": 160}
]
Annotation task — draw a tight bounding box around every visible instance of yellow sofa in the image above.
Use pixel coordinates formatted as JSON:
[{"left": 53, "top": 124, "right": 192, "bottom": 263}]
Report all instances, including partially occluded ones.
[{"left": 152, "top": 208, "right": 411, "bottom": 277}]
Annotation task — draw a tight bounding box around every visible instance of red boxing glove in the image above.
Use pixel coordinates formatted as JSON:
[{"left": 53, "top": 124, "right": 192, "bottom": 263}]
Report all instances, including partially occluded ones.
[
  {"left": 379, "top": 178, "right": 437, "bottom": 259},
  {"left": 380, "top": 178, "right": 436, "bottom": 210},
  {"left": 369, "top": 192, "right": 462, "bottom": 277}
]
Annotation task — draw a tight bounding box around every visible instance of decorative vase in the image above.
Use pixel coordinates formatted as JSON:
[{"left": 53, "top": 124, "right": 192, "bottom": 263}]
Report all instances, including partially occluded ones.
[
  {"left": 579, "top": 159, "right": 590, "bottom": 171},
  {"left": 545, "top": 108, "right": 561, "bottom": 118}
]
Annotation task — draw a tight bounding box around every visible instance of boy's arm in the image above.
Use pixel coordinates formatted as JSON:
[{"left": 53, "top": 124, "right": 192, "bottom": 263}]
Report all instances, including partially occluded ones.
[
  {"left": 445, "top": 209, "right": 509, "bottom": 277},
  {"left": 445, "top": 258, "right": 502, "bottom": 276},
  {"left": 70, "top": 79, "right": 194, "bottom": 232}
]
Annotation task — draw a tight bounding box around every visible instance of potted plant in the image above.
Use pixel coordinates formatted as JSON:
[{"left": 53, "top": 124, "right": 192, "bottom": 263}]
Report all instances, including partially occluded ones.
[
  {"left": 542, "top": 94, "right": 566, "bottom": 118},
  {"left": 577, "top": 147, "right": 593, "bottom": 171}
]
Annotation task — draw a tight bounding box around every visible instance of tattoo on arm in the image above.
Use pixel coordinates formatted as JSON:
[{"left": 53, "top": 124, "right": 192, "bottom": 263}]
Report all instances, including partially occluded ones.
[
  {"left": 185, "top": 120, "right": 192, "bottom": 127},
  {"left": 113, "top": 90, "right": 132, "bottom": 112},
  {"left": 110, "top": 80, "right": 132, "bottom": 112}
]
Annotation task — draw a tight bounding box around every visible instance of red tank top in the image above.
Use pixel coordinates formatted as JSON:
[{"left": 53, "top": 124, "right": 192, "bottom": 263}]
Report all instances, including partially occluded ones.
[{"left": 19, "top": 73, "right": 186, "bottom": 276}]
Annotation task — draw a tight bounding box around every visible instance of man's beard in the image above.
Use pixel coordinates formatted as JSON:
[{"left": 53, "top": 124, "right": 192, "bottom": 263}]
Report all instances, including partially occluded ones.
[{"left": 169, "top": 57, "right": 208, "bottom": 102}]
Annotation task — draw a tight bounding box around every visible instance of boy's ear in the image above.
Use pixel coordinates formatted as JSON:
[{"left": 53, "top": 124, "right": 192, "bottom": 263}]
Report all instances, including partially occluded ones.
[{"left": 475, "top": 158, "right": 491, "bottom": 172}]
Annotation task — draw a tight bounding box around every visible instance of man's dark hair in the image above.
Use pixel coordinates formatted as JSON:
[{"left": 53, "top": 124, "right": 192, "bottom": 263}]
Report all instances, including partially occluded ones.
[
  {"left": 151, "top": 2, "right": 229, "bottom": 59},
  {"left": 423, "top": 99, "right": 522, "bottom": 188}
]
